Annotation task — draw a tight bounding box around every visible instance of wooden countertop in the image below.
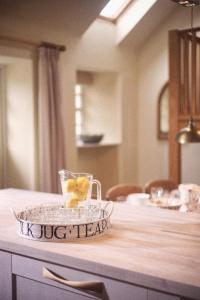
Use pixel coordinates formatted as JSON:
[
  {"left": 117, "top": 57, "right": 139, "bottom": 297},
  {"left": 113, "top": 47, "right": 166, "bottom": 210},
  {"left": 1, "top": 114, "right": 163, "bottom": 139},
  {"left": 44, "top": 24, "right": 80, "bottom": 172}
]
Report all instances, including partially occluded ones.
[{"left": 0, "top": 188, "right": 200, "bottom": 299}]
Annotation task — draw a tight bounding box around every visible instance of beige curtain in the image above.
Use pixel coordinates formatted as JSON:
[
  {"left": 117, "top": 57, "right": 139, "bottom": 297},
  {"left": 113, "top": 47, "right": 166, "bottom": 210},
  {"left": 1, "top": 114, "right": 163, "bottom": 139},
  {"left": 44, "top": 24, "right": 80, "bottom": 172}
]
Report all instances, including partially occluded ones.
[{"left": 38, "top": 46, "right": 65, "bottom": 193}]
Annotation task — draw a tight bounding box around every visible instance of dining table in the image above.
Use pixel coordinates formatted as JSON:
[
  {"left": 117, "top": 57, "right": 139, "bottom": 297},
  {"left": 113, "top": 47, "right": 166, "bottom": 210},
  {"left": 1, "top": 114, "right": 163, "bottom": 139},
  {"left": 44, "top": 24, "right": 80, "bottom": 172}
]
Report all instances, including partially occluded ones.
[{"left": 126, "top": 187, "right": 200, "bottom": 213}]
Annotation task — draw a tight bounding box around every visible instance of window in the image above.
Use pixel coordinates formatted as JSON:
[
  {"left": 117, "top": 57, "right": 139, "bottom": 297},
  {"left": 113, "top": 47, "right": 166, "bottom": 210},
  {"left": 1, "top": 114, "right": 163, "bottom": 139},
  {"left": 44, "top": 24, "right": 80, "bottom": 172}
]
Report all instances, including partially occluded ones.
[
  {"left": 99, "top": 0, "right": 132, "bottom": 21},
  {"left": 74, "top": 84, "right": 83, "bottom": 136}
]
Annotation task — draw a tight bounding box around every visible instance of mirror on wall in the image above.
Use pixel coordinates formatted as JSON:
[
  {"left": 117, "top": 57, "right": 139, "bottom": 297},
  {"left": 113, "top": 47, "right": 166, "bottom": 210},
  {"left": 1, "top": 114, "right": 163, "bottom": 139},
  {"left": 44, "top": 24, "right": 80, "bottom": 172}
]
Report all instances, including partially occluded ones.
[{"left": 157, "top": 82, "right": 169, "bottom": 140}]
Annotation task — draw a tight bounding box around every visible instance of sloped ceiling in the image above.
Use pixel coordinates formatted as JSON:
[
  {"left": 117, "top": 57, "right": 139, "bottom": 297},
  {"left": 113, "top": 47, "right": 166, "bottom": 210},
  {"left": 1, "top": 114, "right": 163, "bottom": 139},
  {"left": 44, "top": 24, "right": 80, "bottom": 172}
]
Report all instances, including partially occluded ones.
[
  {"left": 117, "top": 0, "right": 178, "bottom": 49},
  {"left": 0, "top": 0, "right": 109, "bottom": 36}
]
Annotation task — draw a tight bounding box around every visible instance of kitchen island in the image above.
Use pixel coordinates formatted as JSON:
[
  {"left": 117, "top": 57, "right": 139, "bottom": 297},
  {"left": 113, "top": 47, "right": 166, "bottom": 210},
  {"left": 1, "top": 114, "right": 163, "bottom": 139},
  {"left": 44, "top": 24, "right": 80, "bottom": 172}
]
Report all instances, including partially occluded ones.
[{"left": 0, "top": 188, "right": 200, "bottom": 300}]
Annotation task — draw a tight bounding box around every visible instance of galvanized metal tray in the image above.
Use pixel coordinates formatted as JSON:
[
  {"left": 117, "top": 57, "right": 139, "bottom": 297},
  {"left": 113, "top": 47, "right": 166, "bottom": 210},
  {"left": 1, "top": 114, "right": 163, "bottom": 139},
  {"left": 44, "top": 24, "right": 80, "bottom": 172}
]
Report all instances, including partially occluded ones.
[{"left": 11, "top": 200, "right": 113, "bottom": 242}]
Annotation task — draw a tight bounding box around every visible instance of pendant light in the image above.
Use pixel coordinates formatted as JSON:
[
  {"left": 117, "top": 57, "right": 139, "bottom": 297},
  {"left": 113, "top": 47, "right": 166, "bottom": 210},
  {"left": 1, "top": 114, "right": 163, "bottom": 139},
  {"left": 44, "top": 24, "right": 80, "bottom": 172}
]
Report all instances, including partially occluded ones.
[
  {"left": 176, "top": 117, "right": 200, "bottom": 143},
  {"left": 175, "top": 1, "right": 200, "bottom": 144}
]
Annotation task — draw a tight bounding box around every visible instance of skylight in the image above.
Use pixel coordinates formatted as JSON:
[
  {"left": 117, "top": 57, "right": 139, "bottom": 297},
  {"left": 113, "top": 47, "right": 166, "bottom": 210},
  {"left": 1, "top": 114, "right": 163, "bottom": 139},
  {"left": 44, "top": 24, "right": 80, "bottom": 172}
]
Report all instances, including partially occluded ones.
[{"left": 100, "top": 0, "right": 132, "bottom": 21}]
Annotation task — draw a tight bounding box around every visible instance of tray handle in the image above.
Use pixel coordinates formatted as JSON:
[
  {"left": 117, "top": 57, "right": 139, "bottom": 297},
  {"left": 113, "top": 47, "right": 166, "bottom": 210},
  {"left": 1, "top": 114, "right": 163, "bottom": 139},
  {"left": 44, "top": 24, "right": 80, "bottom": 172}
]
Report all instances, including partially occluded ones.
[
  {"left": 103, "top": 201, "right": 114, "bottom": 217},
  {"left": 10, "top": 208, "right": 20, "bottom": 221},
  {"left": 43, "top": 267, "right": 103, "bottom": 293}
]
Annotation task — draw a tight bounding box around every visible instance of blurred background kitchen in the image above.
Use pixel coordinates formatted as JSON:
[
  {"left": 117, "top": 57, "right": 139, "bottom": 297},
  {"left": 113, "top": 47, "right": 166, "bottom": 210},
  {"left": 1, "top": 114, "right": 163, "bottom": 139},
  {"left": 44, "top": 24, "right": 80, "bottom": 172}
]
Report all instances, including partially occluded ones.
[{"left": 0, "top": 0, "right": 199, "bottom": 197}]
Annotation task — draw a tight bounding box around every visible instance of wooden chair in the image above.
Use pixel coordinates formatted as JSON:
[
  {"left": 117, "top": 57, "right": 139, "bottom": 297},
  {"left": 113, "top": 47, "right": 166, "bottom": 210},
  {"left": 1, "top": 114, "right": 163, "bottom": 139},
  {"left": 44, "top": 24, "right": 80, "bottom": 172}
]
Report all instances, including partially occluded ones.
[
  {"left": 105, "top": 184, "right": 143, "bottom": 201},
  {"left": 144, "top": 179, "right": 178, "bottom": 194}
]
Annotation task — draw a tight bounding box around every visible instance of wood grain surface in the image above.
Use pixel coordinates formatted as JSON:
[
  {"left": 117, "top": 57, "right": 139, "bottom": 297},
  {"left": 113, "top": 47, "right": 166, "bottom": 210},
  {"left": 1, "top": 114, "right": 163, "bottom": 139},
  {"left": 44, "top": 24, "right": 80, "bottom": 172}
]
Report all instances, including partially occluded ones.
[{"left": 0, "top": 189, "right": 200, "bottom": 299}]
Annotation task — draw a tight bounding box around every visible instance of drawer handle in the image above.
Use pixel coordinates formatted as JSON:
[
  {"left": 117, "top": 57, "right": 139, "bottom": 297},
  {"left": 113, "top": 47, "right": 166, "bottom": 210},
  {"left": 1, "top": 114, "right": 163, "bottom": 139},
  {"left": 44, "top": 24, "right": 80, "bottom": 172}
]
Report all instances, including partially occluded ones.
[{"left": 43, "top": 267, "right": 103, "bottom": 293}]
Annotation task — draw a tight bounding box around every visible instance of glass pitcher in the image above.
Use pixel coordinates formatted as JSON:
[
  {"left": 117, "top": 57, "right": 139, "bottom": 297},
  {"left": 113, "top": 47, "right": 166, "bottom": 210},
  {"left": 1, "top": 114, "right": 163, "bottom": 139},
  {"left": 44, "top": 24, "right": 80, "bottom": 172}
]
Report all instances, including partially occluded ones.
[{"left": 58, "top": 170, "right": 101, "bottom": 208}]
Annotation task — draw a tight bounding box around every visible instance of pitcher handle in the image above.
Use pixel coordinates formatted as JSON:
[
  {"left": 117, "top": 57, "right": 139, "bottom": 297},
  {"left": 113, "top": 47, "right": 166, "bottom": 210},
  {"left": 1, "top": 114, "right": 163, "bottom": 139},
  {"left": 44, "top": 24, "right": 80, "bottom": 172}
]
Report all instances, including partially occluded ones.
[{"left": 92, "top": 179, "right": 101, "bottom": 200}]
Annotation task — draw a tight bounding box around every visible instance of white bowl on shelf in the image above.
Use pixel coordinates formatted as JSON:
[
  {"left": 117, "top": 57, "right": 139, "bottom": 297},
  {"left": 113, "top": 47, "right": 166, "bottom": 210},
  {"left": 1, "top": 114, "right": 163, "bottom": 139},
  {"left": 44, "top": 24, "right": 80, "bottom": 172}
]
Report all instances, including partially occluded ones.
[{"left": 79, "top": 134, "right": 104, "bottom": 144}]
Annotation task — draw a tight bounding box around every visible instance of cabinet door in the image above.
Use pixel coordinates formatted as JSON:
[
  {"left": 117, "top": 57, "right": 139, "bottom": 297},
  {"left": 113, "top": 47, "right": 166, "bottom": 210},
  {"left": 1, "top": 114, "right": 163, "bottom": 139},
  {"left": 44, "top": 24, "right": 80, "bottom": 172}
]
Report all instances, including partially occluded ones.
[
  {"left": 148, "top": 290, "right": 180, "bottom": 300},
  {"left": 0, "top": 250, "right": 12, "bottom": 300},
  {"left": 15, "top": 276, "right": 96, "bottom": 300}
]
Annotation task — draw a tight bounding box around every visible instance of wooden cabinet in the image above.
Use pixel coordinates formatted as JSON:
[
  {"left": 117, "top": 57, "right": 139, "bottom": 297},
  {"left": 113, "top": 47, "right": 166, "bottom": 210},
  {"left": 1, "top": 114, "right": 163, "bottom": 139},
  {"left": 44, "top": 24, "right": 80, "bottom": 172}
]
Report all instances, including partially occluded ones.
[
  {"left": 0, "top": 250, "right": 12, "bottom": 300},
  {"left": 0, "top": 251, "right": 190, "bottom": 300}
]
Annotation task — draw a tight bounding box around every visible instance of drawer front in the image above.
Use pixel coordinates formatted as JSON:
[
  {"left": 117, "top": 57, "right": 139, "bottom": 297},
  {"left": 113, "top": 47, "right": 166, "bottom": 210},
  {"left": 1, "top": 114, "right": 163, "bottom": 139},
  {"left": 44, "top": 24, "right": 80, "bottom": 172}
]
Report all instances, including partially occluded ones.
[
  {"left": 16, "top": 276, "right": 94, "bottom": 300},
  {"left": 12, "top": 254, "right": 147, "bottom": 300},
  {"left": 148, "top": 290, "right": 180, "bottom": 300},
  {"left": 0, "top": 250, "right": 12, "bottom": 300}
]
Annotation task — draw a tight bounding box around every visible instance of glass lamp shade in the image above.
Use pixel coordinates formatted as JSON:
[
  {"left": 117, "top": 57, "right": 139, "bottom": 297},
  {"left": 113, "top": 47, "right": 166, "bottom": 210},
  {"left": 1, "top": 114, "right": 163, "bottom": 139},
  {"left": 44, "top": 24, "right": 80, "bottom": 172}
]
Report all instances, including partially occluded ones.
[{"left": 176, "top": 118, "right": 200, "bottom": 144}]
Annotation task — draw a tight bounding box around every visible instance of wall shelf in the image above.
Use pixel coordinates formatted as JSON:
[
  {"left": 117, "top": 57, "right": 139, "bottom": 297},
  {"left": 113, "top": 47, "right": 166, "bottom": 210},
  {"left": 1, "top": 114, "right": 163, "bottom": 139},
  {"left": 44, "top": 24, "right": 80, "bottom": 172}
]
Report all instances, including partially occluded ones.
[{"left": 76, "top": 141, "right": 121, "bottom": 148}]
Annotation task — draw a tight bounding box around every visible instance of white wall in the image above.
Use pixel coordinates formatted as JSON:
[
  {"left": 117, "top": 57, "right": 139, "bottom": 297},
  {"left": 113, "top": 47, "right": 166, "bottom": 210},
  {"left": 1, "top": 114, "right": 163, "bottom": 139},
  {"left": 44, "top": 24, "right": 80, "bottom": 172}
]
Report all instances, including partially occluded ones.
[
  {"left": 75, "top": 20, "right": 138, "bottom": 194},
  {"left": 136, "top": 6, "right": 200, "bottom": 186},
  {"left": 0, "top": 55, "right": 35, "bottom": 189},
  {"left": 136, "top": 29, "right": 168, "bottom": 186},
  {"left": 182, "top": 144, "right": 200, "bottom": 184}
]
